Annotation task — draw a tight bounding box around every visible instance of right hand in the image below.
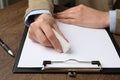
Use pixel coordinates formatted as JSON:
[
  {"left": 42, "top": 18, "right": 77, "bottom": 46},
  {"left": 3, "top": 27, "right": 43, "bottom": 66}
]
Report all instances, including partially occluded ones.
[{"left": 28, "top": 14, "right": 65, "bottom": 53}]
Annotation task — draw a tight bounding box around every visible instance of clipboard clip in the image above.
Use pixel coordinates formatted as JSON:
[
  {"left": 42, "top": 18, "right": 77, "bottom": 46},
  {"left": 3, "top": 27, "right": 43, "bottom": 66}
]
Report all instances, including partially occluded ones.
[{"left": 42, "top": 59, "right": 102, "bottom": 75}]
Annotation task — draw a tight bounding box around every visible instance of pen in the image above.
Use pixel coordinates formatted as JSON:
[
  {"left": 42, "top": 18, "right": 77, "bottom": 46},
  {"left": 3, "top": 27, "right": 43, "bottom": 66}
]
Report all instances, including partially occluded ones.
[{"left": 0, "top": 39, "right": 14, "bottom": 57}]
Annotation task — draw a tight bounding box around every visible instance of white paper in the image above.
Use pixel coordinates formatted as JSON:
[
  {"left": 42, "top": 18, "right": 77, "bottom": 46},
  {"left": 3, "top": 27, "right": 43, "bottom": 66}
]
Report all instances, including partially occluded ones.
[{"left": 18, "top": 20, "right": 120, "bottom": 68}]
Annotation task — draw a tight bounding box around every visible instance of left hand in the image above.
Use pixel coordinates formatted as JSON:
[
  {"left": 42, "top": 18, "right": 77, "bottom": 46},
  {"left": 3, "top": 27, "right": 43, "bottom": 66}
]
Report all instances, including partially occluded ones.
[{"left": 55, "top": 4, "right": 110, "bottom": 29}]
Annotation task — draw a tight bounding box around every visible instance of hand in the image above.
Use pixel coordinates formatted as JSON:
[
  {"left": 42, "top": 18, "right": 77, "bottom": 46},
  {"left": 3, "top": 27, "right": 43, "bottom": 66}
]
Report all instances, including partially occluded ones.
[
  {"left": 29, "top": 14, "right": 65, "bottom": 52},
  {"left": 55, "top": 5, "right": 110, "bottom": 29}
]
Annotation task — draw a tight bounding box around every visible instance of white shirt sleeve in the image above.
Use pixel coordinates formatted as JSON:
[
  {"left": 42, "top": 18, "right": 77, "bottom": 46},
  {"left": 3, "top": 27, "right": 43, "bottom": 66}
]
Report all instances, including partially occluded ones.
[
  {"left": 24, "top": 10, "right": 51, "bottom": 27},
  {"left": 109, "top": 10, "right": 116, "bottom": 33}
]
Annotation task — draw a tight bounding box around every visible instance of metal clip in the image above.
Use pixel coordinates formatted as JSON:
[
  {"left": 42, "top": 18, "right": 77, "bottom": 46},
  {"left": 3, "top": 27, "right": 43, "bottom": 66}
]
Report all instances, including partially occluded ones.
[
  {"left": 42, "top": 59, "right": 102, "bottom": 72},
  {"left": 68, "top": 71, "right": 76, "bottom": 77}
]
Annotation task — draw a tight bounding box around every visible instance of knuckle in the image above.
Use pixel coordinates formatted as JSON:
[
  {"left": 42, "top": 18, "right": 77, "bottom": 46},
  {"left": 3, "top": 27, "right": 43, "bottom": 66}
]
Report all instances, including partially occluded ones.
[
  {"left": 38, "top": 15, "right": 47, "bottom": 22},
  {"left": 77, "top": 5, "right": 85, "bottom": 17},
  {"left": 30, "top": 22, "right": 36, "bottom": 27},
  {"left": 47, "top": 32, "right": 54, "bottom": 40},
  {"left": 40, "top": 38, "right": 47, "bottom": 45},
  {"left": 30, "top": 22, "right": 39, "bottom": 30},
  {"left": 79, "top": 4, "right": 85, "bottom": 11},
  {"left": 79, "top": 4, "right": 85, "bottom": 8},
  {"left": 29, "top": 24, "right": 35, "bottom": 33},
  {"left": 39, "top": 18, "right": 45, "bottom": 23}
]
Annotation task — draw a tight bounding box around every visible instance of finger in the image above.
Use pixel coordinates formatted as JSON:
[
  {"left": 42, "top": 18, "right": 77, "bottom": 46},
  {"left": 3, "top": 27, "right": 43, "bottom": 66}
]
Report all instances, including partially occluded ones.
[
  {"left": 29, "top": 23, "right": 40, "bottom": 42},
  {"left": 35, "top": 28, "right": 53, "bottom": 47},
  {"left": 28, "top": 28, "right": 37, "bottom": 42},
  {"left": 29, "top": 23, "right": 52, "bottom": 47},
  {"left": 41, "top": 23, "right": 62, "bottom": 53}
]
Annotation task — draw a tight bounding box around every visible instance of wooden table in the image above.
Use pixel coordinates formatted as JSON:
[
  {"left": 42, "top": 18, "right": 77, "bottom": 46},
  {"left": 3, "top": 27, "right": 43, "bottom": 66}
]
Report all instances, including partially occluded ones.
[{"left": 0, "top": 0, "right": 120, "bottom": 80}]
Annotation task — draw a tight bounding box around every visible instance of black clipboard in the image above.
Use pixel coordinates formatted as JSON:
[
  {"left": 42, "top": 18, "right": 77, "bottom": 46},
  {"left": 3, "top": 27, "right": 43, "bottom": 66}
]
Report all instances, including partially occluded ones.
[{"left": 13, "top": 26, "right": 120, "bottom": 74}]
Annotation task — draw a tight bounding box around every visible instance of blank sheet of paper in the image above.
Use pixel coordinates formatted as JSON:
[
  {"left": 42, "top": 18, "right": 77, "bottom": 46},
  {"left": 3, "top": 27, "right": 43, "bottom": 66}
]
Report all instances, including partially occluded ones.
[{"left": 18, "top": 20, "right": 120, "bottom": 68}]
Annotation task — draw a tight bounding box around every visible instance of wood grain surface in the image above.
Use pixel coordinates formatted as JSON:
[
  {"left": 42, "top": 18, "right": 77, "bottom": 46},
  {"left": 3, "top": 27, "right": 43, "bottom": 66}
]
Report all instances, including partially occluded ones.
[{"left": 0, "top": 0, "right": 120, "bottom": 80}]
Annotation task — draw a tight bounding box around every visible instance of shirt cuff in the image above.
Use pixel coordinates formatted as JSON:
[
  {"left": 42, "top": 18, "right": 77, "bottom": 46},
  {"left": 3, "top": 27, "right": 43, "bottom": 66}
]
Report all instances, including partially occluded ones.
[
  {"left": 109, "top": 10, "right": 116, "bottom": 33},
  {"left": 24, "top": 10, "right": 51, "bottom": 27}
]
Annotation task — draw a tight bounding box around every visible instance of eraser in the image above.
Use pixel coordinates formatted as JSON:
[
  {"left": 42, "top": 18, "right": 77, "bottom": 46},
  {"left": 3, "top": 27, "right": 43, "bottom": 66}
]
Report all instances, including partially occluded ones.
[{"left": 52, "top": 29, "right": 71, "bottom": 53}]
